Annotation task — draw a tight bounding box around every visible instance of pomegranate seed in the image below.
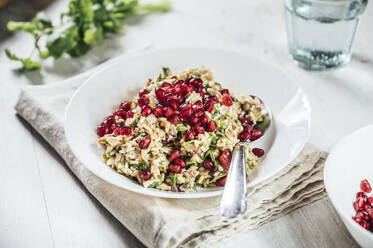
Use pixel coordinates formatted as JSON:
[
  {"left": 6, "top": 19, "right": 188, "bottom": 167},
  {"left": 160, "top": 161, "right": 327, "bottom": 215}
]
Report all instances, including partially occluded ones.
[
  {"left": 181, "top": 83, "right": 193, "bottom": 94},
  {"left": 153, "top": 106, "right": 164, "bottom": 117},
  {"left": 200, "top": 116, "right": 208, "bottom": 126},
  {"left": 106, "top": 116, "right": 115, "bottom": 126},
  {"left": 169, "top": 115, "right": 181, "bottom": 124},
  {"left": 239, "top": 129, "right": 251, "bottom": 142},
  {"left": 180, "top": 108, "right": 193, "bottom": 119},
  {"left": 174, "top": 158, "right": 186, "bottom": 168},
  {"left": 120, "top": 102, "right": 130, "bottom": 111},
  {"left": 240, "top": 118, "right": 250, "bottom": 127},
  {"left": 141, "top": 106, "right": 152, "bottom": 117},
  {"left": 139, "top": 136, "right": 151, "bottom": 149},
  {"left": 368, "top": 197, "right": 373, "bottom": 206},
  {"left": 193, "top": 111, "right": 204, "bottom": 118},
  {"left": 138, "top": 96, "right": 150, "bottom": 108},
  {"left": 97, "top": 126, "right": 105, "bottom": 137},
  {"left": 174, "top": 80, "right": 184, "bottom": 87},
  {"left": 355, "top": 211, "right": 364, "bottom": 222},
  {"left": 216, "top": 176, "right": 227, "bottom": 186},
  {"left": 207, "top": 120, "right": 216, "bottom": 132},
  {"left": 353, "top": 201, "right": 360, "bottom": 212},
  {"left": 357, "top": 197, "right": 366, "bottom": 209},
  {"left": 139, "top": 89, "right": 149, "bottom": 97},
  {"left": 177, "top": 96, "right": 184, "bottom": 104},
  {"left": 110, "top": 123, "right": 117, "bottom": 131},
  {"left": 163, "top": 107, "right": 174, "bottom": 118},
  {"left": 126, "top": 111, "right": 134, "bottom": 119},
  {"left": 116, "top": 110, "right": 127, "bottom": 119},
  {"left": 113, "top": 127, "right": 121, "bottom": 136},
  {"left": 139, "top": 169, "right": 151, "bottom": 180},
  {"left": 180, "top": 103, "right": 191, "bottom": 111},
  {"left": 221, "top": 94, "right": 233, "bottom": 106},
  {"left": 184, "top": 130, "right": 195, "bottom": 141},
  {"left": 357, "top": 192, "right": 368, "bottom": 201},
  {"left": 168, "top": 149, "right": 180, "bottom": 162},
  {"left": 165, "top": 94, "right": 178, "bottom": 101},
  {"left": 219, "top": 149, "right": 232, "bottom": 171},
  {"left": 192, "top": 100, "right": 203, "bottom": 113},
  {"left": 169, "top": 100, "right": 178, "bottom": 111},
  {"left": 120, "top": 126, "right": 132, "bottom": 136},
  {"left": 368, "top": 208, "right": 373, "bottom": 219},
  {"left": 364, "top": 204, "right": 372, "bottom": 212},
  {"left": 204, "top": 101, "right": 214, "bottom": 113},
  {"left": 252, "top": 148, "right": 265, "bottom": 157},
  {"left": 163, "top": 87, "right": 173, "bottom": 94},
  {"left": 204, "top": 159, "right": 214, "bottom": 170},
  {"left": 189, "top": 115, "right": 200, "bottom": 125},
  {"left": 209, "top": 96, "right": 218, "bottom": 103},
  {"left": 361, "top": 179, "right": 372, "bottom": 193},
  {"left": 172, "top": 85, "right": 182, "bottom": 94},
  {"left": 162, "top": 82, "right": 171, "bottom": 88},
  {"left": 193, "top": 124, "right": 205, "bottom": 134},
  {"left": 169, "top": 164, "right": 182, "bottom": 173},
  {"left": 189, "top": 78, "right": 203, "bottom": 88},
  {"left": 155, "top": 88, "right": 165, "bottom": 101},
  {"left": 250, "top": 129, "right": 263, "bottom": 141},
  {"left": 220, "top": 89, "right": 229, "bottom": 95}
]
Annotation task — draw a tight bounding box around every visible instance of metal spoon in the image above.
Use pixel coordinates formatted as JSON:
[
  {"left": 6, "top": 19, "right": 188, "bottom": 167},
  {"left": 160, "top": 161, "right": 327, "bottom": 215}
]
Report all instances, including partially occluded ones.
[{"left": 219, "top": 96, "right": 272, "bottom": 218}]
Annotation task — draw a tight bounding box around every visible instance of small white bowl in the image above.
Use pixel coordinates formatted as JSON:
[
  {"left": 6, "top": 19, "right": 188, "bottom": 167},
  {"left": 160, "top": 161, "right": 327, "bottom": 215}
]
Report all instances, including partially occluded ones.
[{"left": 324, "top": 125, "right": 373, "bottom": 247}]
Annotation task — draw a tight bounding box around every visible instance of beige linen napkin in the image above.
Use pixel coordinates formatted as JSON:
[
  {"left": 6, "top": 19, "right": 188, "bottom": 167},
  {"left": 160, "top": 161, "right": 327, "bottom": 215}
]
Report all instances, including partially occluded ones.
[{"left": 15, "top": 54, "right": 327, "bottom": 248}]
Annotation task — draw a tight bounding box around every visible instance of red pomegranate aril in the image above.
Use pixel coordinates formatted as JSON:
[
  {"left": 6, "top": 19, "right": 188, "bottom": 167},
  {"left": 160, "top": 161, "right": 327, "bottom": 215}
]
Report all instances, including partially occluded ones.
[
  {"left": 139, "top": 89, "right": 149, "bottom": 97},
  {"left": 193, "top": 124, "right": 204, "bottom": 134},
  {"left": 174, "top": 80, "right": 184, "bottom": 87},
  {"left": 364, "top": 204, "right": 372, "bottom": 212},
  {"left": 181, "top": 83, "right": 193, "bottom": 94},
  {"left": 209, "top": 96, "right": 218, "bottom": 103},
  {"left": 219, "top": 149, "right": 232, "bottom": 171},
  {"left": 201, "top": 116, "right": 208, "bottom": 126},
  {"left": 168, "top": 149, "right": 180, "bottom": 162},
  {"left": 220, "top": 89, "right": 229, "bottom": 95},
  {"left": 216, "top": 176, "right": 227, "bottom": 186},
  {"left": 368, "top": 197, "right": 373, "bottom": 206},
  {"left": 192, "top": 100, "right": 203, "bottom": 113},
  {"left": 189, "top": 78, "right": 203, "bottom": 88},
  {"left": 250, "top": 129, "right": 263, "bottom": 141},
  {"left": 120, "top": 126, "right": 132, "bottom": 136},
  {"left": 139, "top": 136, "right": 151, "bottom": 149},
  {"left": 97, "top": 126, "right": 105, "bottom": 137},
  {"left": 357, "top": 197, "right": 366, "bottom": 209},
  {"left": 193, "top": 111, "right": 204, "bottom": 118},
  {"left": 163, "top": 107, "right": 174, "bottom": 118},
  {"left": 204, "top": 159, "right": 214, "bottom": 170},
  {"left": 113, "top": 127, "right": 121, "bottom": 136},
  {"left": 116, "top": 110, "right": 126, "bottom": 119},
  {"left": 368, "top": 208, "right": 373, "bottom": 219},
  {"left": 106, "top": 116, "right": 115, "bottom": 126},
  {"left": 120, "top": 102, "right": 130, "bottom": 111},
  {"left": 162, "top": 82, "right": 171, "bottom": 88},
  {"left": 172, "top": 85, "right": 182, "bottom": 94},
  {"left": 353, "top": 201, "right": 360, "bottom": 212},
  {"left": 199, "top": 92, "right": 205, "bottom": 98},
  {"left": 177, "top": 96, "right": 184, "bottom": 104},
  {"left": 169, "top": 115, "right": 181, "bottom": 124},
  {"left": 221, "top": 94, "right": 233, "bottom": 106},
  {"left": 189, "top": 115, "right": 200, "bottom": 125},
  {"left": 126, "top": 111, "right": 134, "bottom": 119},
  {"left": 174, "top": 158, "right": 186, "bottom": 168},
  {"left": 110, "top": 123, "right": 118, "bottom": 131},
  {"left": 204, "top": 101, "right": 214, "bottom": 113},
  {"left": 139, "top": 169, "right": 151, "bottom": 180},
  {"left": 239, "top": 129, "right": 251, "bottom": 142},
  {"left": 155, "top": 88, "right": 165, "bottom": 100},
  {"left": 104, "top": 126, "right": 112, "bottom": 134},
  {"left": 169, "top": 164, "right": 182, "bottom": 173},
  {"left": 252, "top": 148, "right": 265, "bottom": 157},
  {"left": 240, "top": 118, "right": 250, "bottom": 127},
  {"left": 355, "top": 211, "right": 364, "bottom": 222},
  {"left": 207, "top": 120, "right": 216, "bottom": 132},
  {"left": 184, "top": 130, "right": 195, "bottom": 141},
  {"left": 180, "top": 108, "right": 193, "bottom": 119},
  {"left": 169, "top": 100, "right": 178, "bottom": 111},
  {"left": 357, "top": 191, "right": 368, "bottom": 201},
  {"left": 138, "top": 96, "right": 150, "bottom": 108},
  {"left": 180, "top": 103, "right": 191, "bottom": 111},
  {"left": 165, "top": 94, "right": 178, "bottom": 101},
  {"left": 153, "top": 106, "right": 164, "bottom": 117},
  {"left": 141, "top": 106, "right": 152, "bottom": 117},
  {"left": 361, "top": 179, "right": 372, "bottom": 193}
]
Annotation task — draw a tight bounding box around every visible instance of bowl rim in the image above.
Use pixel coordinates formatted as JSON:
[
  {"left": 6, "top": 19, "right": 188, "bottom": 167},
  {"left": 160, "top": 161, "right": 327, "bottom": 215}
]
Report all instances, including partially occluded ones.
[
  {"left": 324, "top": 124, "right": 373, "bottom": 239},
  {"left": 64, "top": 46, "right": 311, "bottom": 198}
]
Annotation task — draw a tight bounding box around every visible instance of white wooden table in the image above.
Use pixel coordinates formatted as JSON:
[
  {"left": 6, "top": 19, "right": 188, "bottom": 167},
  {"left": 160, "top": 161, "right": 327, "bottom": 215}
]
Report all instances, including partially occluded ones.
[{"left": 1, "top": 0, "right": 373, "bottom": 247}]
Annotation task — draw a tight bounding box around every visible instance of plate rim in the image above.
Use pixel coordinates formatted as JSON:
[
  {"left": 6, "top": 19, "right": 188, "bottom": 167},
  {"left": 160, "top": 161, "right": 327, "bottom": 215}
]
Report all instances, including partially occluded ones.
[{"left": 65, "top": 46, "right": 311, "bottom": 199}]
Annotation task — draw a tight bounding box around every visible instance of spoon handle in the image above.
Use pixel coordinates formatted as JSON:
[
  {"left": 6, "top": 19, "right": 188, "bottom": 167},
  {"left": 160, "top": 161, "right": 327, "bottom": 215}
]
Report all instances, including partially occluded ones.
[{"left": 220, "top": 143, "right": 247, "bottom": 218}]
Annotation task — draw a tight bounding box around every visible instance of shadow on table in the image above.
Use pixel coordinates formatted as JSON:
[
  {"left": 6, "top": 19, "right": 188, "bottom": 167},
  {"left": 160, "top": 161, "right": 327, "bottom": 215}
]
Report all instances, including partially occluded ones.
[{"left": 16, "top": 114, "right": 146, "bottom": 248}]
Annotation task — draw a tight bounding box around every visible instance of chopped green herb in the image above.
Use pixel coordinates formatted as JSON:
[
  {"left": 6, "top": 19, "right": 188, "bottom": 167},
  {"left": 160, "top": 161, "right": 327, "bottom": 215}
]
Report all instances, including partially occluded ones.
[
  {"left": 186, "top": 161, "right": 198, "bottom": 168},
  {"left": 162, "top": 67, "right": 171, "bottom": 77},
  {"left": 176, "top": 123, "right": 189, "bottom": 132},
  {"left": 135, "top": 162, "right": 150, "bottom": 170},
  {"left": 150, "top": 181, "right": 160, "bottom": 188},
  {"left": 184, "top": 140, "right": 195, "bottom": 145},
  {"left": 157, "top": 73, "right": 163, "bottom": 82},
  {"left": 212, "top": 111, "right": 221, "bottom": 120},
  {"left": 104, "top": 151, "right": 112, "bottom": 158},
  {"left": 98, "top": 140, "right": 107, "bottom": 145},
  {"left": 168, "top": 174, "right": 178, "bottom": 185},
  {"left": 210, "top": 173, "right": 227, "bottom": 183}
]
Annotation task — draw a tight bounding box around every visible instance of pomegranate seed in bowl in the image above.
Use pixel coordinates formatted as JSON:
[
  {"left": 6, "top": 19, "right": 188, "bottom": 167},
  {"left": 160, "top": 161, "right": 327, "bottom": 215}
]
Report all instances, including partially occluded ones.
[{"left": 352, "top": 179, "right": 373, "bottom": 233}]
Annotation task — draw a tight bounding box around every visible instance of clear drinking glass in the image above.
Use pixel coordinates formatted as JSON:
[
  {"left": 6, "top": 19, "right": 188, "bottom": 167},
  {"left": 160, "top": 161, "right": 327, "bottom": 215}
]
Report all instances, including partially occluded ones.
[{"left": 285, "top": 0, "right": 368, "bottom": 70}]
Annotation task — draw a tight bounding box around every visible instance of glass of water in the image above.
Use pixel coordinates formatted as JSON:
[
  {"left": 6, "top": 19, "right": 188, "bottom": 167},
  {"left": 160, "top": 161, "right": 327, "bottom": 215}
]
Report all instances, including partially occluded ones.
[{"left": 285, "top": 0, "right": 368, "bottom": 70}]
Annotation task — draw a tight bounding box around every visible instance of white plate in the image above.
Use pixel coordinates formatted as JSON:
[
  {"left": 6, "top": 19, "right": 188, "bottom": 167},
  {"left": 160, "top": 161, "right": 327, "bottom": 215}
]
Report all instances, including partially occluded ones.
[
  {"left": 65, "top": 47, "right": 311, "bottom": 199},
  {"left": 324, "top": 125, "right": 373, "bottom": 247}
]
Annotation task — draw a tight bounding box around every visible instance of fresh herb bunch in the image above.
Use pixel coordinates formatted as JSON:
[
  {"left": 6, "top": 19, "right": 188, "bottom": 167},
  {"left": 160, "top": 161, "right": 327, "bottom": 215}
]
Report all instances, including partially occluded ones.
[{"left": 5, "top": 0, "right": 170, "bottom": 72}]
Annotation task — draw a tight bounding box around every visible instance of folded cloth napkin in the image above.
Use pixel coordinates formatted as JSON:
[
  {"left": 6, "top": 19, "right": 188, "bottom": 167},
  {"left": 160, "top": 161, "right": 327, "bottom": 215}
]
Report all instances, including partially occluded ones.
[{"left": 15, "top": 53, "right": 328, "bottom": 248}]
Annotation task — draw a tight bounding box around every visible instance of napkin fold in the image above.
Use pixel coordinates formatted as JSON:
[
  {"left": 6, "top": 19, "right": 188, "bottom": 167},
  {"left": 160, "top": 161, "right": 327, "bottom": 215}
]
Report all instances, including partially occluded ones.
[{"left": 15, "top": 54, "right": 327, "bottom": 248}]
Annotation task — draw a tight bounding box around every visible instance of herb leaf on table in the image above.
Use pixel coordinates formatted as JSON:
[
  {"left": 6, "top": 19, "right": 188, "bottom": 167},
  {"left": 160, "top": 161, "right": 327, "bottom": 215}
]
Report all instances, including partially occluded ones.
[{"left": 5, "top": 0, "right": 171, "bottom": 72}]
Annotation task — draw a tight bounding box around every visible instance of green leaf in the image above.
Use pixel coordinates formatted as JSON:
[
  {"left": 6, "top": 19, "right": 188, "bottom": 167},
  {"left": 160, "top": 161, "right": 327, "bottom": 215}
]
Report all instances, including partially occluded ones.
[
  {"left": 7, "top": 21, "right": 35, "bottom": 33},
  {"left": 176, "top": 123, "right": 189, "bottom": 132},
  {"left": 135, "top": 162, "right": 149, "bottom": 170},
  {"left": 5, "top": 49, "right": 41, "bottom": 72},
  {"left": 150, "top": 181, "right": 160, "bottom": 188},
  {"left": 168, "top": 173, "right": 178, "bottom": 185},
  {"left": 83, "top": 24, "right": 104, "bottom": 45}
]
